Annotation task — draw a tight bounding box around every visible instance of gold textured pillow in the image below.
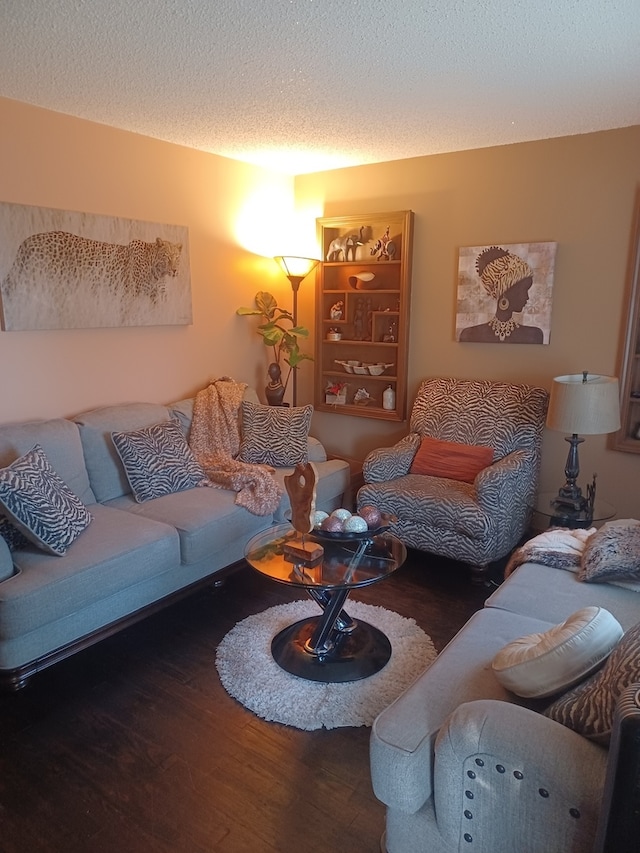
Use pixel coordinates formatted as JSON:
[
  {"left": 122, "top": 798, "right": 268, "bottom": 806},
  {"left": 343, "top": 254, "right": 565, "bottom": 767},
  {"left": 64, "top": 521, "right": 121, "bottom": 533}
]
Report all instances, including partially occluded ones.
[{"left": 410, "top": 436, "right": 493, "bottom": 483}]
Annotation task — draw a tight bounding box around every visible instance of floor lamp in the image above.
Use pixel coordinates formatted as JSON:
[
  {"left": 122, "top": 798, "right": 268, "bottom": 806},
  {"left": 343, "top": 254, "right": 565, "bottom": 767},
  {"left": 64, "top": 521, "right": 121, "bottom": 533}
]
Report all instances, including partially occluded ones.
[
  {"left": 546, "top": 372, "right": 620, "bottom": 521},
  {"left": 273, "top": 256, "right": 320, "bottom": 406}
]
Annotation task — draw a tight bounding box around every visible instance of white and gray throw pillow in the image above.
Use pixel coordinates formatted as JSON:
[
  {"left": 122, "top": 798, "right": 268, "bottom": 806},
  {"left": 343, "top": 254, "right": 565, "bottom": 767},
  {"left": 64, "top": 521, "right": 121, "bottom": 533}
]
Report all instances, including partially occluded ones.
[
  {"left": 112, "top": 419, "right": 208, "bottom": 503},
  {"left": 0, "top": 444, "right": 92, "bottom": 556},
  {"left": 238, "top": 401, "right": 313, "bottom": 467},
  {"left": 579, "top": 519, "right": 640, "bottom": 584}
]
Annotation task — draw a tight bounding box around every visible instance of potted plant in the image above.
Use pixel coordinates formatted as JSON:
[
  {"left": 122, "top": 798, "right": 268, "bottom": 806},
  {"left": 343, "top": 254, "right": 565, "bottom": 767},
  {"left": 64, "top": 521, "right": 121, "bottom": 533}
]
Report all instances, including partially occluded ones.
[{"left": 236, "top": 291, "right": 312, "bottom": 406}]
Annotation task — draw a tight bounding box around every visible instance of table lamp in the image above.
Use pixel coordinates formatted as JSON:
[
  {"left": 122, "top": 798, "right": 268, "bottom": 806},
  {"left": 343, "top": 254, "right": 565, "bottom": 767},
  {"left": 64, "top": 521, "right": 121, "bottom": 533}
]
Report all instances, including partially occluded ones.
[{"left": 546, "top": 372, "right": 620, "bottom": 517}]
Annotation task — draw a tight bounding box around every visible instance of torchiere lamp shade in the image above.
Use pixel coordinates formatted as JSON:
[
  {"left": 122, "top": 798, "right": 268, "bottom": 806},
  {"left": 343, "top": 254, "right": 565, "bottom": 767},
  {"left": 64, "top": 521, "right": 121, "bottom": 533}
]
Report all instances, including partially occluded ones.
[{"left": 273, "top": 256, "right": 320, "bottom": 291}]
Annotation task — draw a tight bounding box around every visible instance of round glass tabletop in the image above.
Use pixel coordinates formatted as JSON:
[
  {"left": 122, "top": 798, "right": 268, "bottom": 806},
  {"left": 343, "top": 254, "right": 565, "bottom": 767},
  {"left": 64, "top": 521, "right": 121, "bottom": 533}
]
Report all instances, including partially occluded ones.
[
  {"left": 245, "top": 522, "right": 407, "bottom": 590},
  {"left": 533, "top": 491, "right": 616, "bottom": 527}
]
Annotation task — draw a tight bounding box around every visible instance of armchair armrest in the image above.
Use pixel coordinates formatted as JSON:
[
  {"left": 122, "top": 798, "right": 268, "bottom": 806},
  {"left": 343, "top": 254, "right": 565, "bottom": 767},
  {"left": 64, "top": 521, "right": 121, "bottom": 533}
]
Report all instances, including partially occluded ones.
[
  {"left": 362, "top": 433, "right": 421, "bottom": 484},
  {"left": 474, "top": 450, "right": 531, "bottom": 496},
  {"left": 474, "top": 448, "right": 534, "bottom": 509},
  {"left": 434, "top": 700, "right": 608, "bottom": 852}
]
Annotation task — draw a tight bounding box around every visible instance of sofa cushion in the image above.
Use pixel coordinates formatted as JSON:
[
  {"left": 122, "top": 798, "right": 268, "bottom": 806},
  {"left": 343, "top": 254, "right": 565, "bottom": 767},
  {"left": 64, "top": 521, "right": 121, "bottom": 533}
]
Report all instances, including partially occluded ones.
[
  {"left": 75, "top": 402, "right": 172, "bottom": 503},
  {"left": 0, "top": 417, "right": 95, "bottom": 505},
  {"left": 107, "top": 487, "right": 268, "bottom": 565},
  {"left": 0, "top": 445, "right": 93, "bottom": 556},
  {"left": 485, "top": 561, "right": 640, "bottom": 632},
  {"left": 491, "top": 606, "right": 623, "bottom": 698},
  {"left": 409, "top": 436, "right": 494, "bottom": 482},
  {"left": 579, "top": 519, "right": 640, "bottom": 584},
  {"left": 238, "top": 401, "right": 313, "bottom": 467},
  {"left": 112, "top": 419, "right": 208, "bottom": 503},
  {"left": 543, "top": 620, "right": 640, "bottom": 745},
  {"left": 3, "top": 504, "right": 180, "bottom": 639}
]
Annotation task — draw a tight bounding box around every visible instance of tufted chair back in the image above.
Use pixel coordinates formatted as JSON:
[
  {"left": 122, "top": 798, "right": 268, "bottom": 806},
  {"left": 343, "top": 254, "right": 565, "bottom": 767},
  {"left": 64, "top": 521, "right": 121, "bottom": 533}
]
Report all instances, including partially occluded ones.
[
  {"left": 409, "top": 377, "right": 548, "bottom": 462},
  {"left": 358, "top": 376, "right": 549, "bottom": 582}
]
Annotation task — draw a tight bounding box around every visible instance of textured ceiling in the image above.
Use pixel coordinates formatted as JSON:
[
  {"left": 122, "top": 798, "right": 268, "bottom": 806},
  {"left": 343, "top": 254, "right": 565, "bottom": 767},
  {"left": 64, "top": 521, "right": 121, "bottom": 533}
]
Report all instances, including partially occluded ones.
[{"left": 1, "top": 0, "right": 639, "bottom": 175}]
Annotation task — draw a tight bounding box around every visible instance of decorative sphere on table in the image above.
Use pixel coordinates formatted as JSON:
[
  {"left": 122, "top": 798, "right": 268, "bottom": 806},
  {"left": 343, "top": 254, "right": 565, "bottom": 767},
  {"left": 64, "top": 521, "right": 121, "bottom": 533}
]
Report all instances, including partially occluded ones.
[
  {"left": 331, "top": 508, "right": 352, "bottom": 521},
  {"left": 359, "top": 505, "right": 382, "bottom": 528},
  {"left": 312, "top": 510, "right": 329, "bottom": 528},
  {"left": 344, "top": 515, "right": 368, "bottom": 533},
  {"left": 320, "top": 515, "right": 344, "bottom": 533}
]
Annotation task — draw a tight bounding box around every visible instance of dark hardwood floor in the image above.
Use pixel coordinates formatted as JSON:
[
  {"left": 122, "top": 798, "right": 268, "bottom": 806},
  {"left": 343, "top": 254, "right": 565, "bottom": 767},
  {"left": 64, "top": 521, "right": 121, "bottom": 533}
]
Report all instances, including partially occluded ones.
[{"left": 0, "top": 551, "right": 499, "bottom": 853}]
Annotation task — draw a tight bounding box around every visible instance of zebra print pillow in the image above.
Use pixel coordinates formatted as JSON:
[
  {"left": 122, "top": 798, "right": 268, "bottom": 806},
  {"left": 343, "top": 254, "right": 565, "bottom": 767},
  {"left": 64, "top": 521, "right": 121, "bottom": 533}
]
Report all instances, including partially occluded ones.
[
  {"left": 0, "top": 444, "right": 93, "bottom": 556},
  {"left": 543, "top": 620, "right": 640, "bottom": 745},
  {"left": 238, "top": 401, "right": 313, "bottom": 467},
  {"left": 0, "top": 515, "right": 29, "bottom": 551},
  {"left": 112, "top": 419, "right": 208, "bottom": 503}
]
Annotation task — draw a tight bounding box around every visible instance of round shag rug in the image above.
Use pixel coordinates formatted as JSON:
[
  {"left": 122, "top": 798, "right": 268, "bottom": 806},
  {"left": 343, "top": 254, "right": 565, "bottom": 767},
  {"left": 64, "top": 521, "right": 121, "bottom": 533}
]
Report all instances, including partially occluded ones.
[{"left": 215, "top": 599, "right": 437, "bottom": 730}]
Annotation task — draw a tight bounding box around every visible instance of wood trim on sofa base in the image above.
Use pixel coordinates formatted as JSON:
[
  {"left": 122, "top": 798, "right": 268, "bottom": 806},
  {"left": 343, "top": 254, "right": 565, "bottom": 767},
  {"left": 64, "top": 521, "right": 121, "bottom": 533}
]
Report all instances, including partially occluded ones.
[{"left": 0, "top": 559, "right": 245, "bottom": 692}]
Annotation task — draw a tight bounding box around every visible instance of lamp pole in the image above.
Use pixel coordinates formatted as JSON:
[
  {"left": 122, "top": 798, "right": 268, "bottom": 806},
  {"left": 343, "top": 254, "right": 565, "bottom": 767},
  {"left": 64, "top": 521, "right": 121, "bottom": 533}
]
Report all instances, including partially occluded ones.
[
  {"left": 273, "top": 257, "right": 320, "bottom": 407},
  {"left": 289, "top": 275, "right": 303, "bottom": 407}
]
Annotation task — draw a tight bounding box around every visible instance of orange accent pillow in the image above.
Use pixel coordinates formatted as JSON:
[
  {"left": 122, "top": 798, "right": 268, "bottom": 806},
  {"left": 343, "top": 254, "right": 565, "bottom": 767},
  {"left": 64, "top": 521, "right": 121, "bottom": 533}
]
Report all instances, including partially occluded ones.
[{"left": 410, "top": 436, "right": 494, "bottom": 483}]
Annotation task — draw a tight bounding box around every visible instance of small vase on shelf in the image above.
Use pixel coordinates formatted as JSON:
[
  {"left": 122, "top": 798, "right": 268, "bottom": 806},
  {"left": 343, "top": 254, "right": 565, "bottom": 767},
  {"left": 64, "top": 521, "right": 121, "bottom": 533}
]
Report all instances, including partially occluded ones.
[{"left": 382, "top": 385, "right": 396, "bottom": 411}]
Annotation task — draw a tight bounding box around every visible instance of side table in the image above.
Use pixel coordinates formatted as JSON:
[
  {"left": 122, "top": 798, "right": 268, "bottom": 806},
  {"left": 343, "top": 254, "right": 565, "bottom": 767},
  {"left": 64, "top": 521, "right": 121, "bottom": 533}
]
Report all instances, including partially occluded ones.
[{"left": 532, "top": 491, "right": 616, "bottom": 530}]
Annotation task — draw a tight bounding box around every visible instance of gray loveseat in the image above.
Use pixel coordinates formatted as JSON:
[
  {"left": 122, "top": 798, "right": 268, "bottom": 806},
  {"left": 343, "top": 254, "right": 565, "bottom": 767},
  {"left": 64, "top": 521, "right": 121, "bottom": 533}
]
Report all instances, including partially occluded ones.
[
  {"left": 371, "top": 542, "right": 640, "bottom": 853},
  {"left": 0, "top": 392, "right": 349, "bottom": 690}
]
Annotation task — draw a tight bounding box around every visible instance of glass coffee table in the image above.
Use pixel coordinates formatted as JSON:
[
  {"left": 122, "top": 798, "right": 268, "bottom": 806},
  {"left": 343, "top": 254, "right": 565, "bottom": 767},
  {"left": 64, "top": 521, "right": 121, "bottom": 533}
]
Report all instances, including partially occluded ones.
[{"left": 245, "top": 522, "right": 407, "bottom": 683}]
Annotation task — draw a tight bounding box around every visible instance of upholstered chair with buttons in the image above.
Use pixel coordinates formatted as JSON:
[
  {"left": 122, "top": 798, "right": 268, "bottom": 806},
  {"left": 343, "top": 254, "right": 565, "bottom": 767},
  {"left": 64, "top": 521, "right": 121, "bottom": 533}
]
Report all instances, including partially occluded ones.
[{"left": 357, "top": 377, "right": 549, "bottom": 581}]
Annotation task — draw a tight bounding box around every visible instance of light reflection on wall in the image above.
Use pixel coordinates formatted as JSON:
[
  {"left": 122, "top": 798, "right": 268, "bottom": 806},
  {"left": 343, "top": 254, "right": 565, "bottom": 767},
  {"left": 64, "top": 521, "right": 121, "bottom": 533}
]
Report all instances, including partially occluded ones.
[{"left": 234, "top": 179, "right": 323, "bottom": 261}]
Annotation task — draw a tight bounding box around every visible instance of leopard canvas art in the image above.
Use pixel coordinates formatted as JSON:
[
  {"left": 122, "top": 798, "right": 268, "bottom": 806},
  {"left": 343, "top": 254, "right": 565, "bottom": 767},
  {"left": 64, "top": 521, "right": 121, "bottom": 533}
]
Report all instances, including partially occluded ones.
[{"left": 0, "top": 202, "right": 192, "bottom": 330}]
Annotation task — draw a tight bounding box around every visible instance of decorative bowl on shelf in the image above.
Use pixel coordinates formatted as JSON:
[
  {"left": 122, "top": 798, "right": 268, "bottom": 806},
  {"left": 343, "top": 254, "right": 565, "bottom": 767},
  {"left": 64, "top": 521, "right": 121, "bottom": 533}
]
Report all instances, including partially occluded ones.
[
  {"left": 366, "top": 363, "right": 394, "bottom": 376},
  {"left": 347, "top": 271, "right": 376, "bottom": 290}
]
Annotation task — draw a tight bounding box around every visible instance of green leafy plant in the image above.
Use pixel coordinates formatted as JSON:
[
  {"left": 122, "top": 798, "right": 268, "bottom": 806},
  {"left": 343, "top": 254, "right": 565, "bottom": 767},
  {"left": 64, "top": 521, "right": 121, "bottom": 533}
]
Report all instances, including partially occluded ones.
[{"left": 236, "top": 291, "right": 312, "bottom": 392}]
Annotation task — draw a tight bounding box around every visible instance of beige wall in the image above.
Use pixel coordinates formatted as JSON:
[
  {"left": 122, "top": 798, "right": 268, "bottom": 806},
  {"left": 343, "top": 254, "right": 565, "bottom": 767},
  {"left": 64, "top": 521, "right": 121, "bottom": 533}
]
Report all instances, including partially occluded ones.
[
  {"left": 295, "top": 128, "right": 640, "bottom": 518},
  {"left": 0, "top": 97, "right": 294, "bottom": 422},
  {"left": 1, "top": 96, "right": 638, "bottom": 520}
]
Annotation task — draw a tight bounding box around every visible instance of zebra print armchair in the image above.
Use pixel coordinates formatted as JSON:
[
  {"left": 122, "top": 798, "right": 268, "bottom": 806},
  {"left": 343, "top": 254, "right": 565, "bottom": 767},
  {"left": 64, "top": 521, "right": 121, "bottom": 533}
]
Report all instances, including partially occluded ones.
[{"left": 357, "top": 377, "right": 549, "bottom": 582}]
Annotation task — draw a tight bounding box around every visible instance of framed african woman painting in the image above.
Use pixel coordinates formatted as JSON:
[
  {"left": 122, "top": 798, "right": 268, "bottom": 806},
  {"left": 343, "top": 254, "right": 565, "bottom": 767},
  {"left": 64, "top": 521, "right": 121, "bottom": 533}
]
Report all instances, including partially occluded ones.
[
  {"left": 455, "top": 242, "right": 556, "bottom": 344},
  {"left": 0, "top": 201, "right": 192, "bottom": 330}
]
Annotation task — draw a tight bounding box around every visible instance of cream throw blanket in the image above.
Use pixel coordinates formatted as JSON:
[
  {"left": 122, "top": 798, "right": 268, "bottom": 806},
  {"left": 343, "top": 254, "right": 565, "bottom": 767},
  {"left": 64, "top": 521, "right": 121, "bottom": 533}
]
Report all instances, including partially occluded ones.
[
  {"left": 189, "top": 378, "right": 282, "bottom": 516},
  {"left": 505, "top": 527, "right": 595, "bottom": 577}
]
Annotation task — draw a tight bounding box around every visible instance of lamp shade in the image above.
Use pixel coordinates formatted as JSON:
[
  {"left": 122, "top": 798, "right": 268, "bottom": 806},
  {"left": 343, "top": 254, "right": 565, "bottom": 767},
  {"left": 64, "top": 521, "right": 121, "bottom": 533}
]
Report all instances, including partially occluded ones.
[
  {"left": 546, "top": 373, "right": 621, "bottom": 435},
  {"left": 274, "top": 256, "right": 320, "bottom": 280}
]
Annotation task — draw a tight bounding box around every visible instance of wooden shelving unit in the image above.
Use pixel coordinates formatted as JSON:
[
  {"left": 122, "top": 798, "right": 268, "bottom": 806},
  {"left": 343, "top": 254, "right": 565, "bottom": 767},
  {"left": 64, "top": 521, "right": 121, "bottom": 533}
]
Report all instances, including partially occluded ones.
[
  {"left": 315, "top": 211, "right": 414, "bottom": 421},
  {"left": 610, "top": 190, "right": 640, "bottom": 453}
]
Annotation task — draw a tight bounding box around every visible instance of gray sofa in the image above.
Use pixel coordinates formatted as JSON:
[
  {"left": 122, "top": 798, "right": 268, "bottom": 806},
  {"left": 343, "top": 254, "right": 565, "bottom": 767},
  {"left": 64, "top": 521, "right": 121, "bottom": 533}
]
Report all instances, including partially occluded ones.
[
  {"left": 0, "top": 393, "right": 350, "bottom": 690},
  {"left": 371, "top": 555, "right": 640, "bottom": 853}
]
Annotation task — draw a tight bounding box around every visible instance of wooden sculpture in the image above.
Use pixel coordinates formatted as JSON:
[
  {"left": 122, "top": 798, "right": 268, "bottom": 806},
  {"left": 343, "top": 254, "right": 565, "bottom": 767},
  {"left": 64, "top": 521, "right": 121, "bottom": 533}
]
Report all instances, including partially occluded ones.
[{"left": 283, "top": 462, "right": 324, "bottom": 565}]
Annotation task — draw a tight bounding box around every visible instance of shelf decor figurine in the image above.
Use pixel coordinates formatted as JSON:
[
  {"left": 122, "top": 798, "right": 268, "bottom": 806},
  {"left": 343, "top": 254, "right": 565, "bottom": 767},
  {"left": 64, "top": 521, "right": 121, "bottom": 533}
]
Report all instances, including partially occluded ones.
[
  {"left": 325, "top": 380, "right": 347, "bottom": 405},
  {"left": 370, "top": 226, "right": 396, "bottom": 261},
  {"left": 330, "top": 301, "right": 344, "bottom": 320}
]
